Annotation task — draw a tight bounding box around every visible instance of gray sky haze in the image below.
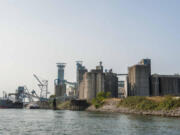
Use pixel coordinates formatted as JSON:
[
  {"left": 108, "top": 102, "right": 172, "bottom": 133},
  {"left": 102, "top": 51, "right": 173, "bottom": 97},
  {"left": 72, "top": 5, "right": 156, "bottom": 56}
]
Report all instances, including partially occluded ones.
[{"left": 0, "top": 0, "right": 180, "bottom": 96}]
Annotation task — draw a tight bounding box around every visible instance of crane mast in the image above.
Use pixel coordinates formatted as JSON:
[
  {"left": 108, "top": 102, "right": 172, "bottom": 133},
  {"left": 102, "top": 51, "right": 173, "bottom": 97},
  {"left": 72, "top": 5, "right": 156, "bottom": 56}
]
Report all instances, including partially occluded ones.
[{"left": 33, "top": 74, "right": 49, "bottom": 100}]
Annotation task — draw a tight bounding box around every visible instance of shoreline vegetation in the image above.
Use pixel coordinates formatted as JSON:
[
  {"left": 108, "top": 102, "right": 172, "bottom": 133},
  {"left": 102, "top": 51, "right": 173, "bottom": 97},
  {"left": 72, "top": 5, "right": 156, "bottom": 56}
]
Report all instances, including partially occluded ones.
[
  {"left": 55, "top": 92, "right": 180, "bottom": 117},
  {"left": 87, "top": 94, "right": 180, "bottom": 117}
]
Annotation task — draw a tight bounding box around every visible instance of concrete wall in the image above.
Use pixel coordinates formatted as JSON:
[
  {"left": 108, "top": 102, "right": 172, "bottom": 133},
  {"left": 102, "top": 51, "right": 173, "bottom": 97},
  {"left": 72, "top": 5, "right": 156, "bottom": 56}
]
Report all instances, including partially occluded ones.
[
  {"left": 77, "top": 65, "right": 87, "bottom": 96},
  {"left": 150, "top": 75, "right": 160, "bottom": 96},
  {"left": 66, "top": 86, "right": 76, "bottom": 96},
  {"left": 124, "top": 76, "right": 128, "bottom": 97},
  {"left": 79, "top": 71, "right": 105, "bottom": 100},
  {"left": 128, "top": 64, "right": 150, "bottom": 96},
  {"left": 151, "top": 75, "right": 180, "bottom": 96},
  {"left": 55, "top": 84, "right": 66, "bottom": 97},
  {"left": 104, "top": 72, "right": 118, "bottom": 98},
  {"left": 125, "top": 59, "right": 180, "bottom": 97},
  {"left": 78, "top": 67, "right": 118, "bottom": 100},
  {"left": 96, "top": 73, "right": 105, "bottom": 94}
]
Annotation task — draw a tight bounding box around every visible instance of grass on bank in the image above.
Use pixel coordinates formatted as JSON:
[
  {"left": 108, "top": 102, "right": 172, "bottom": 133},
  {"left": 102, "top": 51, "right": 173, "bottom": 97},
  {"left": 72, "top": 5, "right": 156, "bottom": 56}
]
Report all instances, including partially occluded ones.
[
  {"left": 92, "top": 92, "right": 111, "bottom": 108},
  {"left": 57, "top": 101, "right": 71, "bottom": 110},
  {"left": 118, "top": 96, "right": 180, "bottom": 111}
]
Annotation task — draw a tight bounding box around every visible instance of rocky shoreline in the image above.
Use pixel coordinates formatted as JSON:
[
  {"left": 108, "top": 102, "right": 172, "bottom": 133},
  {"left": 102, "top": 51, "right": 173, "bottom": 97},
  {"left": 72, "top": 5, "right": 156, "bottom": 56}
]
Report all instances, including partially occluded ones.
[{"left": 86, "top": 99, "right": 180, "bottom": 117}]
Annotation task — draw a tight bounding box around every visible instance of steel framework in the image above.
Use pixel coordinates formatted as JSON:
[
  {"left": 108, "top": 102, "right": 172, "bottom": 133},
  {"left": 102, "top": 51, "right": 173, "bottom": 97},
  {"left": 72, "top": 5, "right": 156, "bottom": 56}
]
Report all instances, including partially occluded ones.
[{"left": 33, "top": 74, "right": 49, "bottom": 100}]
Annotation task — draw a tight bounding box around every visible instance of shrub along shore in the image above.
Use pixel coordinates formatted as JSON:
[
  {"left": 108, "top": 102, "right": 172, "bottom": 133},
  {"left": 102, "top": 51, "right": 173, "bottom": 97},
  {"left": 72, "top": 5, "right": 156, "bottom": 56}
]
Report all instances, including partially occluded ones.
[
  {"left": 54, "top": 92, "right": 180, "bottom": 117},
  {"left": 87, "top": 93, "right": 180, "bottom": 117}
]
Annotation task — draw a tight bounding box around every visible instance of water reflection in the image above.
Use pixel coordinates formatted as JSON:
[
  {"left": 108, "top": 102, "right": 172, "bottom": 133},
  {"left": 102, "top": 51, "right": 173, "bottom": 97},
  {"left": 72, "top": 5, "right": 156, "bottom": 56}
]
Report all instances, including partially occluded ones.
[{"left": 0, "top": 109, "right": 179, "bottom": 135}]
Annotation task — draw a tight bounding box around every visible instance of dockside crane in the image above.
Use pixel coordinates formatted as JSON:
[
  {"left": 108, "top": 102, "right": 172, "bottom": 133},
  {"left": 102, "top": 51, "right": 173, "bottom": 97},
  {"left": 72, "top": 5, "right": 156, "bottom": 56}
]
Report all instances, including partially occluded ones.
[{"left": 33, "top": 74, "right": 49, "bottom": 101}]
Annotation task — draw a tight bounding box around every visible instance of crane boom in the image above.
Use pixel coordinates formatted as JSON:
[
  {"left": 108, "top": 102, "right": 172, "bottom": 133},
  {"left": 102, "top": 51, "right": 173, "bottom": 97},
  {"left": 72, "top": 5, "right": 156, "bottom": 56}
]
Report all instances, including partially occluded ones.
[
  {"left": 33, "top": 74, "right": 49, "bottom": 100},
  {"left": 33, "top": 74, "right": 43, "bottom": 86}
]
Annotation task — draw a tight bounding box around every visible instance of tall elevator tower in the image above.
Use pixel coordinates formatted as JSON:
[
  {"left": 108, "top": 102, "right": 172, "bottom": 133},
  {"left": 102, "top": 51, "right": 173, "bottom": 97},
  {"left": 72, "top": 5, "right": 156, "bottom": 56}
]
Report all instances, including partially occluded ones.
[
  {"left": 57, "top": 63, "right": 66, "bottom": 85},
  {"left": 54, "top": 63, "right": 66, "bottom": 97},
  {"left": 76, "top": 61, "right": 87, "bottom": 96}
]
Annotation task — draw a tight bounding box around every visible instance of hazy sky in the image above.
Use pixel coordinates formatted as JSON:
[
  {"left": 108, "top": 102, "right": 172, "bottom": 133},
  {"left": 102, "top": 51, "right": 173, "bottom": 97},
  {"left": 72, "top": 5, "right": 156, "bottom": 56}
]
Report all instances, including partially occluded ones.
[{"left": 0, "top": 0, "right": 180, "bottom": 96}]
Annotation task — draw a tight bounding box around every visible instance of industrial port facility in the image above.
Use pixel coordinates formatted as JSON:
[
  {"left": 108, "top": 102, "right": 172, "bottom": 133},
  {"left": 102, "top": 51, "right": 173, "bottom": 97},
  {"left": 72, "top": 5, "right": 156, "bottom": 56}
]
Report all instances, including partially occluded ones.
[
  {"left": 55, "top": 59, "right": 180, "bottom": 100},
  {"left": 1, "top": 58, "right": 180, "bottom": 108}
]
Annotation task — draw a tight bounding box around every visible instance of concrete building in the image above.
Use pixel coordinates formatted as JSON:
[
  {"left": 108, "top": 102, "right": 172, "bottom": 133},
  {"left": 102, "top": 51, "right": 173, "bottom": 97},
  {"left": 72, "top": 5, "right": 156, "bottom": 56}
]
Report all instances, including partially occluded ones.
[
  {"left": 118, "top": 81, "right": 125, "bottom": 98},
  {"left": 127, "top": 59, "right": 180, "bottom": 97},
  {"left": 54, "top": 63, "right": 66, "bottom": 97},
  {"left": 104, "top": 70, "right": 118, "bottom": 98},
  {"left": 76, "top": 61, "right": 88, "bottom": 96},
  {"left": 79, "top": 62, "right": 118, "bottom": 100},
  {"left": 55, "top": 85, "right": 66, "bottom": 97},
  {"left": 66, "top": 85, "right": 76, "bottom": 96},
  {"left": 151, "top": 74, "right": 180, "bottom": 96},
  {"left": 128, "top": 59, "right": 151, "bottom": 96}
]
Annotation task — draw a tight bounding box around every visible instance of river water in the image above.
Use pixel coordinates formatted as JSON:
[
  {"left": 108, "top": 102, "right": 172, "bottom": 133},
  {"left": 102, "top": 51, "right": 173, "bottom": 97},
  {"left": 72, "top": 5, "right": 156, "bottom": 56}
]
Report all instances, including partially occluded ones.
[{"left": 0, "top": 109, "right": 180, "bottom": 135}]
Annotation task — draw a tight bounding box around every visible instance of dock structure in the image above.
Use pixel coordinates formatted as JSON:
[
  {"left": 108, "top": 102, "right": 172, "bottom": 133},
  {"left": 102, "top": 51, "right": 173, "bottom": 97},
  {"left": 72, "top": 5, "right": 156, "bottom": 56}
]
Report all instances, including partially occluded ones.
[{"left": 70, "top": 99, "right": 89, "bottom": 110}]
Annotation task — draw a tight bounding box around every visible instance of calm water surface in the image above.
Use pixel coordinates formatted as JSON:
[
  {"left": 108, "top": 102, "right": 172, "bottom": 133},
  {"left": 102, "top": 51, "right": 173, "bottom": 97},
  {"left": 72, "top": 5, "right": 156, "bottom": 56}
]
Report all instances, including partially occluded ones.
[{"left": 0, "top": 109, "right": 180, "bottom": 135}]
